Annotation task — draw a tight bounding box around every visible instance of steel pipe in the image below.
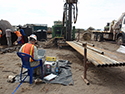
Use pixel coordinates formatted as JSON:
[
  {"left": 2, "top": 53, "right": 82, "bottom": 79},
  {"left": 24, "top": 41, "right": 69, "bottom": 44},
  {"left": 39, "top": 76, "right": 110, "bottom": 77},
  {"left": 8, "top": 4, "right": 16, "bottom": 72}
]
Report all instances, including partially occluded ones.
[{"left": 74, "top": 41, "right": 104, "bottom": 55}]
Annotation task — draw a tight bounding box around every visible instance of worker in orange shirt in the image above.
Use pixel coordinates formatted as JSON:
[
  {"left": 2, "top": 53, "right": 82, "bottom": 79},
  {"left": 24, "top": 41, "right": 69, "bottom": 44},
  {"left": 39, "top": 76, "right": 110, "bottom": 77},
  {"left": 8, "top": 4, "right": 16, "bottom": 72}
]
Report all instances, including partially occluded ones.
[
  {"left": 0, "top": 29, "right": 2, "bottom": 45},
  {"left": 13, "top": 30, "right": 22, "bottom": 45},
  {"left": 0, "top": 29, "right": 2, "bottom": 38}
]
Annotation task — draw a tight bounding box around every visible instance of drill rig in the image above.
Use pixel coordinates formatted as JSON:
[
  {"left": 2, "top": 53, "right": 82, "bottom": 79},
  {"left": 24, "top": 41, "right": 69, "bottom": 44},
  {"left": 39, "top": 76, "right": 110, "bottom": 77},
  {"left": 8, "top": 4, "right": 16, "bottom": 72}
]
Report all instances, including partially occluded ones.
[
  {"left": 62, "top": 0, "right": 78, "bottom": 41},
  {"left": 52, "top": 0, "right": 78, "bottom": 40},
  {"left": 45, "top": 0, "right": 78, "bottom": 47}
]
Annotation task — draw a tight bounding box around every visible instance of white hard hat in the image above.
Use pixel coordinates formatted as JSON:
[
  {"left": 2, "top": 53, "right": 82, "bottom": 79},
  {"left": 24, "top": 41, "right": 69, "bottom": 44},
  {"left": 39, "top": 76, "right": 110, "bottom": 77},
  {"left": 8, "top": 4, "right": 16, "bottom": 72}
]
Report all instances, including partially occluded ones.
[{"left": 29, "top": 34, "right": 37, "bottom": 41}]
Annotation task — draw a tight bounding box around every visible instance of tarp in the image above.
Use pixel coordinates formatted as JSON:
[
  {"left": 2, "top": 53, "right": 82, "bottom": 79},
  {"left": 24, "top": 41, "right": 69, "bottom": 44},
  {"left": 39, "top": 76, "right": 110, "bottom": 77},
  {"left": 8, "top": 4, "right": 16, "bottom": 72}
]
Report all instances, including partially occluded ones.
[
  {"left": 14, "top": 60, "right": 73, "bottom": 86},
  {"left": 116, "top": 45, "right": 125, "bottom": 54},
  {"left": 43, "top": 60, "right": 73, "bottom": 86}
]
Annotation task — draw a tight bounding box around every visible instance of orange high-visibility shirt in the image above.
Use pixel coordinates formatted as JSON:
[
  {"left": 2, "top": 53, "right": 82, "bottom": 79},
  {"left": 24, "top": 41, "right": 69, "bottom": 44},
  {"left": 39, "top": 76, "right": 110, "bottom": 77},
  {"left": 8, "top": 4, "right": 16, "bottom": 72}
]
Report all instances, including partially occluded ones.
[
  {"left": 21, "top": 43, "right": 34, "bottom": 62},
  {"left": 14, "top": 31, "right": 22, "bottom": 37},
  {"left": 0, "top": 30, "right": 2, "bottom": 38}
]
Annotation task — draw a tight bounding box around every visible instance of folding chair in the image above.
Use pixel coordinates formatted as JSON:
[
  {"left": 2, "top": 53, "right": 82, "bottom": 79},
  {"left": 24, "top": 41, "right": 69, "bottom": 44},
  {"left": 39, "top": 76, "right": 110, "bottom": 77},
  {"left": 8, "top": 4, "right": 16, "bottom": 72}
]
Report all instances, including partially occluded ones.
[{"left": 17, "top": 52, "right": 43, "bottom": 84}]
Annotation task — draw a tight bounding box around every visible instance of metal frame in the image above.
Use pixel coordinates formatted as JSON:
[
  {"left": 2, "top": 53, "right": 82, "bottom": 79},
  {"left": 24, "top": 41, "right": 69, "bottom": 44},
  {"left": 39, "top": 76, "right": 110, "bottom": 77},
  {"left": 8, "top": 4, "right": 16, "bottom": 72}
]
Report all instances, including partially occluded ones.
[{"left": 66, "top": 41, "right": 125, "bottom": 85}]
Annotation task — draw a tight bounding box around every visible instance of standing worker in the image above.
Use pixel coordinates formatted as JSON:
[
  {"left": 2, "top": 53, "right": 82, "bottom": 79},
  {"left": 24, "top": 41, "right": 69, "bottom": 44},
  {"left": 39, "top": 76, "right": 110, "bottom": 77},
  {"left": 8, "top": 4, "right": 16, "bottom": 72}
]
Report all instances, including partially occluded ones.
[
  {"left": 0, "top": 29, "right": 2, "bottom": 38},
  {"left": 5, "top": 29, "right": 12, "bottom": 47},
  {"left": 19, "top": 34, "right": 41, "bottom": 76},
  {"left": 0, "top": 29, "right": 2, "bottom": 45},
  {"left": 13, "top": 30, "right": 22, "bottom": 45}
]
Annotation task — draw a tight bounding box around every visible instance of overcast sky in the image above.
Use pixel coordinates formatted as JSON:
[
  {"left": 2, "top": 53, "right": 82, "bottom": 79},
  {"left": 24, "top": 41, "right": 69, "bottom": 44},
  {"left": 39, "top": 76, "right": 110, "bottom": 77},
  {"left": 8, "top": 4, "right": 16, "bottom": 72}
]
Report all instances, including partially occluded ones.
[{"left": 0, "top": 0, "right": 125, "bottom": 29}]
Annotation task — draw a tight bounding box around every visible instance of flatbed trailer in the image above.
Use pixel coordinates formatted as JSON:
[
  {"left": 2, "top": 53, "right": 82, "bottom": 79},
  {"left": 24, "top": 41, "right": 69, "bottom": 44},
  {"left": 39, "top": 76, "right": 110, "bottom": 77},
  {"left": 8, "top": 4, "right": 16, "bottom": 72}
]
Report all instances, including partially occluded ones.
[
  {"left": 92, "top": 31, "right": 113, "bottom": 41},
  {"left": 91, "top": 12, "right": 125, "bottom": 45}
]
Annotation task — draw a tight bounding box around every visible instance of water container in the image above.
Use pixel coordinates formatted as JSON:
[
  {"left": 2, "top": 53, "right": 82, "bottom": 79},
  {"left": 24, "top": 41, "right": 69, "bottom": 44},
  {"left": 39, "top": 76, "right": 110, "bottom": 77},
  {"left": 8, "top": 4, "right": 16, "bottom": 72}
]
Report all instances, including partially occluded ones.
[
  {"left": 44, "top": 64, "right": 51, "bottom": 75},
  {"left": 56, "top": 62, "right": 59, "bottom": 75},
  {"left": 51, "top": 62, "right": 56, "bottom": 74}
]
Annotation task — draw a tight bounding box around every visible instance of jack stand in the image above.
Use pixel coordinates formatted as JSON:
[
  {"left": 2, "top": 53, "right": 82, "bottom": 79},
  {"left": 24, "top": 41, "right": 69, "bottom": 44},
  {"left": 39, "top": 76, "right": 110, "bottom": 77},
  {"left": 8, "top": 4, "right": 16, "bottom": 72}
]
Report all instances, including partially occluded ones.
[{"left": 81, "top": 42, "right": 89, "bottom": 85}]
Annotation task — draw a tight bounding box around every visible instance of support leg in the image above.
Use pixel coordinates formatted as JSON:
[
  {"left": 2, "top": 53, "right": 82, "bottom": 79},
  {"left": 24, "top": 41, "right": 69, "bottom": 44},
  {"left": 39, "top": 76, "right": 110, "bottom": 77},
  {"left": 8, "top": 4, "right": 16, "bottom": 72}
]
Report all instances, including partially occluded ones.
[
  {"left": 41, "top": 64, "right": 43, "bottom": 80},
  {"left": 81, "top": 43, "right": 89, "bottom": 85},
  {"left": 30, "top": 69, "right": 33, "bottom": 84},
  {"left": 20, "top": 67, "right": 23, "bottom": 81}
]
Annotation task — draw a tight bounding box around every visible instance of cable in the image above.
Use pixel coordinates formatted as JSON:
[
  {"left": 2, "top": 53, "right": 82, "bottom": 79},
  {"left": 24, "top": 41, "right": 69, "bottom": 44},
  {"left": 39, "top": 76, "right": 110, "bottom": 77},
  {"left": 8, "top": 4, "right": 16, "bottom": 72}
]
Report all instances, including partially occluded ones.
[{"left": 12, "top": 75, "right": 28, "bottom": 94}]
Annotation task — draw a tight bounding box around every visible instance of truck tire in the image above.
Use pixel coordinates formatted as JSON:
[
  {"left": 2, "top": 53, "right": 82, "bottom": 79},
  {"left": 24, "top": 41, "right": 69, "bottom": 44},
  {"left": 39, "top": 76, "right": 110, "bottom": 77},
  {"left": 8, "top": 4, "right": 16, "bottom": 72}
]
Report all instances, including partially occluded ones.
[
  {"left": 97, "top": 34, "right": 103, "bottom": 42},
  {"left": 117, "top": 36, "right": 123, "bottom": 45}
]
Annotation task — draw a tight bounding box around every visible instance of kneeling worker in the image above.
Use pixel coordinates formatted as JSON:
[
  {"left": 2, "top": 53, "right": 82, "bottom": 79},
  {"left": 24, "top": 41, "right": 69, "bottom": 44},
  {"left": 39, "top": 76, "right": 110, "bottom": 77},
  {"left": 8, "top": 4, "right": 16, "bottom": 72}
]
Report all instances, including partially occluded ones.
[
  {"left": 19, "top": 34, "right": 41, "bottom": 76},
  {"left": 13, "top": 30, "right": 22, "bottom": 45}
]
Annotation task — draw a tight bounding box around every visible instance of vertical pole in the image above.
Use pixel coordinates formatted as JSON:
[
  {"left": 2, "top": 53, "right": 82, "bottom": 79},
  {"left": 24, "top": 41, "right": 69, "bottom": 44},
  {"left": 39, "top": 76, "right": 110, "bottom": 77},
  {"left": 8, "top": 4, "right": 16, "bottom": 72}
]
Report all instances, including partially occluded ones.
[
  {"left": 68, "top": 3, "right": 72, "bottom": 41},
  {"left": 65, "top": 4, "right": 68, "bottom": 40},
  {"left": 84, "top": 43, "right": 87, "bottom": 79},
  {"left": 81, "top": 42, "right": 89, "bottom": 85},
  {"left": 73, "top": 26, "right": 75, "bottom": 40}
]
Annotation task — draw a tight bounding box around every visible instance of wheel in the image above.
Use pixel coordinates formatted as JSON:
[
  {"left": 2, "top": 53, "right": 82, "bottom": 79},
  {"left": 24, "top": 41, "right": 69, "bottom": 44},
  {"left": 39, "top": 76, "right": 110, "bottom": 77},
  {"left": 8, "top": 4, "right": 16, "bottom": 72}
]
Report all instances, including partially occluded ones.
[{"left": 117, "top": 36, "right": 123, "bottom": 45}]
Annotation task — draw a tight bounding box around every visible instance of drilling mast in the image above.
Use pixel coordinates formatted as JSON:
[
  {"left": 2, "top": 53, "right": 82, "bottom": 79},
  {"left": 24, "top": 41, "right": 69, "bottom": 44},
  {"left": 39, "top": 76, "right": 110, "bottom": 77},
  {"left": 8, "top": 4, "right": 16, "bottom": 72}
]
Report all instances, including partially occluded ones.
[{"left": 63, "top": 0, "right": 78, "bottom": 41}]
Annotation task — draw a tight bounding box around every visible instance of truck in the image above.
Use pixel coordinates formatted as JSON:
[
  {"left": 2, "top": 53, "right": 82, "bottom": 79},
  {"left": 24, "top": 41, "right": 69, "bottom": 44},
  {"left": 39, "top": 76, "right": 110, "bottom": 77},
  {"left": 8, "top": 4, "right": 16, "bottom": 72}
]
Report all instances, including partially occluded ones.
[{"left": 91, "top": 12, "right": 125, "bottom": 45}]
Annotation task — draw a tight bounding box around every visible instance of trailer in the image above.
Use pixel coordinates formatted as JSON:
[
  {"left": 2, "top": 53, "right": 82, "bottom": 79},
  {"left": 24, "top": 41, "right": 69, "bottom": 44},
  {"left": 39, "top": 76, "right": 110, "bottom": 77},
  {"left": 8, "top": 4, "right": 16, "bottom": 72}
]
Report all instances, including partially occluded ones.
[{"left": 92, "top": 12, "right": 125, "bottom": 45}]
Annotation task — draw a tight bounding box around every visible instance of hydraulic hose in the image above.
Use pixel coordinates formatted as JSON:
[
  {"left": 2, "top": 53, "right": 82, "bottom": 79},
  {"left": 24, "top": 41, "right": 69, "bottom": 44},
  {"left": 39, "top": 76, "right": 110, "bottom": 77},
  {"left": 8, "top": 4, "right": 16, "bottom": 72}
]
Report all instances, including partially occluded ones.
[
  {"left": 73, "top": 3, "right": 78, "bottom": 23},
  {"left": 63, "top": 2, "right": 78, "bottom": 25},
  {"left": 63, "top": 3, "right": 67, "bottom": 26}
]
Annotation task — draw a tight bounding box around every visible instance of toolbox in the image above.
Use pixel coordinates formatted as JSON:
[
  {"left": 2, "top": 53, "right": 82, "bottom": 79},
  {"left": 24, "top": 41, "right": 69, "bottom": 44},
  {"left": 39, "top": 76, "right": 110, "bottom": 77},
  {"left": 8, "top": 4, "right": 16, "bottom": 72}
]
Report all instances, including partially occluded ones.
[{"left": 46, "top": 56, "right": 56, "bottom": 62}]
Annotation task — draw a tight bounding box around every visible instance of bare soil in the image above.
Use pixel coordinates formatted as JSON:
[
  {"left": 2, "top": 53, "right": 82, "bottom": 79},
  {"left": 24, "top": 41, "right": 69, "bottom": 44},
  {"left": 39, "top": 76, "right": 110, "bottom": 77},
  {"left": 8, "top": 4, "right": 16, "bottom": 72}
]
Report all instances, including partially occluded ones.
[{"left": 0, "top": 34, "right": 125, "bottom": 94}]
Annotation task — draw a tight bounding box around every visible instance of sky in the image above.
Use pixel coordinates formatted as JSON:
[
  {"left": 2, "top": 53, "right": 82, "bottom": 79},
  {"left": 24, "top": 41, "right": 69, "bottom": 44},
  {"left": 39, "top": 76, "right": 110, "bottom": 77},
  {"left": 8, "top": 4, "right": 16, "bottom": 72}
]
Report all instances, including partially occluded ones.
[{"left": 0, "top": 0, "right": 125, "bottom": 29}]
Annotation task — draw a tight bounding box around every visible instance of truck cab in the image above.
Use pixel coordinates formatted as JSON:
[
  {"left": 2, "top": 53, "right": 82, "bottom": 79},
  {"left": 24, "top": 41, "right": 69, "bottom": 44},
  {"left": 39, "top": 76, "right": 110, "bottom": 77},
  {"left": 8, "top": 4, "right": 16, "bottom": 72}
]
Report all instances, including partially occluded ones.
[
  {"left": 121, "top": 17, "right": 125, "bottom": 32},
  {"left": 114, "top": 13, "right": 125, "bottom": 45}
]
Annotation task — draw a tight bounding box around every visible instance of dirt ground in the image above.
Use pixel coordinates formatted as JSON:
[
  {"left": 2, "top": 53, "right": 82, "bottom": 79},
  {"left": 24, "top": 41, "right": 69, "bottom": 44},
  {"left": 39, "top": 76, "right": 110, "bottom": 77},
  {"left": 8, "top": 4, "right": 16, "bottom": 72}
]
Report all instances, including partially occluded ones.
[{"left": 0, "top": 34, "right": 125, "bottom": 94}]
